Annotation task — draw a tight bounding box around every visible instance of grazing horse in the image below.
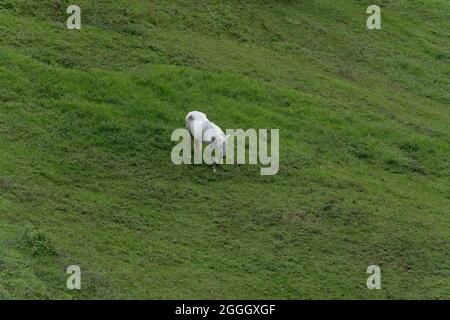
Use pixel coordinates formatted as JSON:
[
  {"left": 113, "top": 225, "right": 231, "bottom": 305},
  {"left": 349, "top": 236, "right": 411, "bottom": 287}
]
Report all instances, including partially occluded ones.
[{"left": 185, "top": 111, "right": 228, "bottom": 170}]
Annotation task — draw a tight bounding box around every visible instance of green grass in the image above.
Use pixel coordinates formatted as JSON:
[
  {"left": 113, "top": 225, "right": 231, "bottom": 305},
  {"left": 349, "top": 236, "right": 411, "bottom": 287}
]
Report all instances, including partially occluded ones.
[{"left": 0, "top": 0, "right": 449, "bottom": 299}]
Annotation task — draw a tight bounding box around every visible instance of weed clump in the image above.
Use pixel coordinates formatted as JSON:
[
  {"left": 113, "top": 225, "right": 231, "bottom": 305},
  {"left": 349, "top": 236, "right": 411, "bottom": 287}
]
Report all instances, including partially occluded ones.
[{"left": 23, "top": 229, "right": 58, "bottom": 256}]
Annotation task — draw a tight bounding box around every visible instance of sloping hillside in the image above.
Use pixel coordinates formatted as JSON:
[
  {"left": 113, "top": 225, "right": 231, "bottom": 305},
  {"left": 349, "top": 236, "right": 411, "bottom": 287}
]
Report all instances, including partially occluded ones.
[{"left": 0, "top": 0, "right": 449, "bottom": 299}]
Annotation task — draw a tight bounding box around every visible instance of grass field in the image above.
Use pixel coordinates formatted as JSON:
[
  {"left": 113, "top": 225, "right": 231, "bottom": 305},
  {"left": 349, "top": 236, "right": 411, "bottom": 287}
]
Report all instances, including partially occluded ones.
[{"left": 0, "top": 0, "right": 449, "bottom": 299}]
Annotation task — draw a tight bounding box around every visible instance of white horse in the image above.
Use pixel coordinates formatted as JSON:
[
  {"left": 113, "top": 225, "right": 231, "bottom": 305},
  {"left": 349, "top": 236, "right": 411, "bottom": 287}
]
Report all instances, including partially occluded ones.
[{"left": 185, "top": 111, "right": 228, "bottom": 170}]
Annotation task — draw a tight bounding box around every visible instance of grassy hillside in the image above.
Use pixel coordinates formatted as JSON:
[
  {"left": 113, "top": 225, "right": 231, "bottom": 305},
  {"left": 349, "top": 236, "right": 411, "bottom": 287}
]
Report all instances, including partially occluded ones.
[{"left": 0, "top": 0, "right": 449, "bottom": 299}]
